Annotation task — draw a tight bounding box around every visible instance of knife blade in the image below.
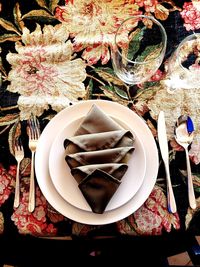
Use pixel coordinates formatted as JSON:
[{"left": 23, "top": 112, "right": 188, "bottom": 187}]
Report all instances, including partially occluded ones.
[{"left": 157, "top": 111, "right": 177, "bottom": 213}]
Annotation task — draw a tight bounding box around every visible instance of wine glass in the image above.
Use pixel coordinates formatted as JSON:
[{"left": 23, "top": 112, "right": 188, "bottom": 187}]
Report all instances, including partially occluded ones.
[
  {"left": 111, "top": 15, "right": 167, "bottom": 85},
  {"left": 164, "top": 33, "right": 200, "bottom": 93}
]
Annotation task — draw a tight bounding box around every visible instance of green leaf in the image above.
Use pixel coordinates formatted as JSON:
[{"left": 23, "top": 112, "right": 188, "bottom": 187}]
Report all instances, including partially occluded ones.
[
  {"left": 95, "top": 67, "right": 115, "bottom": 75},
  {"left": 94, "top": 67, "right": 124, "bottom": 86},
  {"left": 114, "top": 86, "right": 129, "bottom": 100},
  {"left": 142, "top": 81, "right": 160, "bottom": 89},
  {"left": 102, "top": 85, "right": 114, "bottom": 92},
  {"left": 193, "top": 172, "right": 200, "bottom": 180},
  {"left": 100, "top": 85, "right": 129, "bottom": 105},
  {"left": 0, "top": 18, "right": 21, "bottom": 35},
  {"left": 101, "top": 85, "right": 128, "bottom": 100},
  {"left": 127, "top": 27, "right": 145, "bottom": 60},
  {"left": 135, "top": 44, "right": 162, "bottom": 62},
  {"left": 194, "top": 186, "right": 200, "bottom": 193},
  {"left": 22, "top": 9, "right": 54, "bottom": 20},
  {"left": 85, "top": 79, "right": 94, "bottom": 98},
  {"left": 49, "top": 0, "right": 60, "bottom": 13},
  {"left": 0, "top": 33, "right": 21, "bottom": 43}
]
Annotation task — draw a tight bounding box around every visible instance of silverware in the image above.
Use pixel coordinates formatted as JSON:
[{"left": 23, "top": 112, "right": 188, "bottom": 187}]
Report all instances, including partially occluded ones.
[
  {"left": 27, "top": 116, "right": 40, "bottom": 212},
  {"left": 175, "top": 115, "right": 196, "bottom": 209},
  {"left": 157, "top": 111, "right": 177, "bottom": 213},
  {"left": 14, "top": 138, "right": 24, "bottom": 208}
]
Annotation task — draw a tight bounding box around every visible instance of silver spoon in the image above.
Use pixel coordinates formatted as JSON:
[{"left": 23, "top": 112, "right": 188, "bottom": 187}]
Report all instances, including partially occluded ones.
[{"left": 175, "top": 115, "right": 196, "bottom": 209}]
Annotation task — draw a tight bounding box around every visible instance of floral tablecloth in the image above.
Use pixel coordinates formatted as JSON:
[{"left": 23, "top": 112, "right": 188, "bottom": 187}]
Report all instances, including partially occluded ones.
[{"left": 1, "top": 0, "right": 200, "bottom": 238}]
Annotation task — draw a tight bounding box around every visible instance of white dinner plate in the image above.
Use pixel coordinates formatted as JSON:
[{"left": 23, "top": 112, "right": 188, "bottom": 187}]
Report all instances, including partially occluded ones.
[
  {"left": 35, "top": 100, "right": 159, "bottom": 225},
  {"left": 48, "top": 114, "right": 146, "bottom": 212}
]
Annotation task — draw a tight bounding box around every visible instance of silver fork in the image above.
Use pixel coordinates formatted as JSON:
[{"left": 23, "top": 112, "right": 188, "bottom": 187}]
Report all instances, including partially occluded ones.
[
  {"left": 27, "top": 116, "right": 40, "bottom": 212},
  {"left": 14, "top": 138, "right": 24, "bottom": 208}
]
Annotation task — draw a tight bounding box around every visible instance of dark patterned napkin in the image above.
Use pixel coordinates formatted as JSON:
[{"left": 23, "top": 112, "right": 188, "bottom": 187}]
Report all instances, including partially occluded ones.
[{"left": 64, "top": 104, "right": 135, "bottom": 214}]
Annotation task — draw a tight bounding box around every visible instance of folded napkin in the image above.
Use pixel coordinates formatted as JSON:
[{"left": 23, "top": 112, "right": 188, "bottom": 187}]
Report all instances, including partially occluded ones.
[{"left": 64, "top": 104, "right": 135, "bottom": 214}]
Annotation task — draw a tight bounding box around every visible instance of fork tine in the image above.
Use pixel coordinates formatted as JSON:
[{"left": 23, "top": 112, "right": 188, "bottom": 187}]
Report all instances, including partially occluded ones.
[
  {"left": 28, "top": 120, "right": 35, "bottom": 139},
  {"left": 15, "top": 138, "right": 23, "bottom": 151},
  {"left": 28, "top": 115, "right": 40, "bottom": 139},
  {"left": 15, "top": 139, "right": 19, "bottom": 150},
  {"left": 33, "top": 116, "right": 40, "bottom": 139}
]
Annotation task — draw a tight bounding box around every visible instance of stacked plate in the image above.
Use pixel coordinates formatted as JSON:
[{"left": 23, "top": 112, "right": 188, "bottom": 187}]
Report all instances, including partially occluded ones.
[{"left": 35, "top": 100, "right": 159, "bottom": 225}]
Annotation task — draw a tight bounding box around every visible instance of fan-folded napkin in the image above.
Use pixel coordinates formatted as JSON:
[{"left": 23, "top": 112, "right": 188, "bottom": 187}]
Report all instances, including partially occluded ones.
[{"left": 64, "top": 104, "right": 135, "bottom": 214}]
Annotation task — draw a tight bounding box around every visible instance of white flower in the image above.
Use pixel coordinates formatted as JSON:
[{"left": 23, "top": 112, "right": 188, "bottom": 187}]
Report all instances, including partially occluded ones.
[{"left": 6, "top": 24, "right": 87, "bottom": 119}]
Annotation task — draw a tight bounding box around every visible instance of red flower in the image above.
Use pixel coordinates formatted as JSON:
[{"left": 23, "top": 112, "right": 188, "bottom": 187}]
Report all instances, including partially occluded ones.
[
  {"left": 149, "top": 69, "right": 164, "bottom": 82},
  {"left": 11, "top": 188, "right": 57, "bottom": 236},
  {"left": 181, "top": 2, "right": 200, "bottom": 31},
  {"left": 0, "top": 164, "right": 15, "bottom": 206}
]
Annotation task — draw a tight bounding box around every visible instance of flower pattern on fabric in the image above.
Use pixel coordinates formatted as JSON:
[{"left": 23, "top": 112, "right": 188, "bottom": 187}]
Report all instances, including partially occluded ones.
[
  {"left": 6, "top": 24, "right": 87, "bottom": 119},
  {"left": 46, "top": 205, "right": 65, "bottom": 224},
  {"left": 0, "top": 0, "right": 199, "bottom": 237},
  {"left": 116, "top": 185, "right": 180, "bottom": 235},
  {"left": 181, "top": 1, "right": 200, "bottom": 31},
  {"left": 189, "top": 142, "right": 200, "bottom": 165},
  {"left": 0, "top": 165, "right": 16, "bottom": 206},
  {"left": 185, "top": 196, "right": 200, "bottom": 229},
  {"left": 55, "top": 0, "right": 142, "bottom": 64},
  {"left": 135, "top": 0, "right": 158, "bottom": 12},
  {"left": 0, "top": 212, "right": 4, "bottom": 234},
  {"left": 11, "top": 187, "right": 57, "bottom": 236}
]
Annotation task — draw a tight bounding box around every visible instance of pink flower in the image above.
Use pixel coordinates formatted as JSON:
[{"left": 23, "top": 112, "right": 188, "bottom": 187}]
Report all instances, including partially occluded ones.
[
  {"left": 116, "top": 185, "right": 180, "bottom": 235},
  {"left": 181, "top": 2, "right": 200, "bottom": 31}
]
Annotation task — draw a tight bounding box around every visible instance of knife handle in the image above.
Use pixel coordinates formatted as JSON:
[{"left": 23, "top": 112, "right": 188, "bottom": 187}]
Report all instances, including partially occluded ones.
[{"left": 164, "top": 162, "right": 177, "bottom": 213}]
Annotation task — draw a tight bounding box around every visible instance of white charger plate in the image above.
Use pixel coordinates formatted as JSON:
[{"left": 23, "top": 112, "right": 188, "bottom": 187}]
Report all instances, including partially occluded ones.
[
  {"left": 35, "top": 100, "right": 159, "bottom": 225},
  {"left": 48, "top": 115, "right": 146, "bottom": 212}
]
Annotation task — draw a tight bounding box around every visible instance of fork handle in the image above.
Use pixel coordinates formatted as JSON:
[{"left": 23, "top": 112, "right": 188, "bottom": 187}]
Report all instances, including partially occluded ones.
[
  {"left": 14, "top": 163, "right": 20, "bottom": 208},
  {"left": 28, "top": 151, "right": 35, "bottom": 212}
]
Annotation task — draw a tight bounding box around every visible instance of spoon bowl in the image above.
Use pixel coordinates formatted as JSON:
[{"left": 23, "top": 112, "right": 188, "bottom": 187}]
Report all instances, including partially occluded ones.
[{"left": 175, "top": 115, "right": 196, "bottom": 209}]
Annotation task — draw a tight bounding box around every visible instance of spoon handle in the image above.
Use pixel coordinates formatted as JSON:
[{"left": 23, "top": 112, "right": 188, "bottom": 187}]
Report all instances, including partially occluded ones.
[
  {"left": 185, "top": 148, "right": 196, "bottom": 209},
  {"left": 164, "top": 163, "right": 177, "bottom": 213}
]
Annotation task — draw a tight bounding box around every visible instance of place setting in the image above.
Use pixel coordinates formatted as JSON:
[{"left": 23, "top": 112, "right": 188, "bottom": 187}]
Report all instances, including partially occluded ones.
[
  {"left": 2, "top": 2, "right": 200, "bottom": 263},
  {"left": 34, "top": 14, "right": 169, "bottom": 224},
  {"left": 35, "top": 99, "right": 159, "bottom": 225},
  {"left": 32, "top": 14, "right": 197, "bottom": 224}
]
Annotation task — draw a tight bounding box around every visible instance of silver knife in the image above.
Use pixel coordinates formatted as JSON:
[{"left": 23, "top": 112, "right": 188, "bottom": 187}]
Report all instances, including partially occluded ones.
[{"left": 157, "top": 111, "right": 177, "bottom": 213}]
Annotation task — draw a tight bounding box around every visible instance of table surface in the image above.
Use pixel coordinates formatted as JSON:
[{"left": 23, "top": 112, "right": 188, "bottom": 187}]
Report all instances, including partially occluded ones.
[{"left": 1, "top": 0, "right": 200, "bottom": 238}]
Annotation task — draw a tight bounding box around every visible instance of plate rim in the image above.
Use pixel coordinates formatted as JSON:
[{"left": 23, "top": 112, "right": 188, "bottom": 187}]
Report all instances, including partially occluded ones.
[{"left": 35, "top": 99, "right": 159, "bottom": 225}]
